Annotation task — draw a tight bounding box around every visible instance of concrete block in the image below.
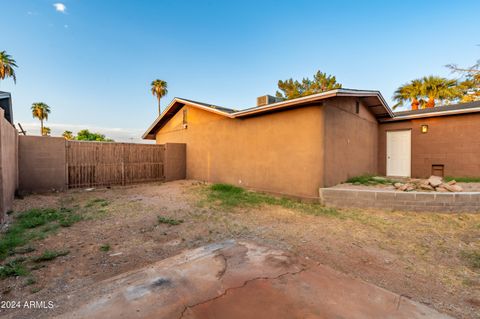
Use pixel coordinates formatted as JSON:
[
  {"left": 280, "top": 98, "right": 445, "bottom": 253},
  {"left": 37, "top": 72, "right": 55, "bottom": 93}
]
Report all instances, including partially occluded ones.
[
  {"left": 415, "top": 193, "right": 436, "bottom": 202},
  {"left": 394, "top": 192, "right": 416, "bottom": 201}
]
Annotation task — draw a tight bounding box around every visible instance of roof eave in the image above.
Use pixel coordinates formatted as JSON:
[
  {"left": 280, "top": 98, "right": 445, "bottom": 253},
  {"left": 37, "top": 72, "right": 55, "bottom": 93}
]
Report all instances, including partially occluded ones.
[
  {"left": 142, "top": 97, "right": 234, "bottom": 139},
  {"left": 381, "top": 106, "right": 480, "bottom": 122}
]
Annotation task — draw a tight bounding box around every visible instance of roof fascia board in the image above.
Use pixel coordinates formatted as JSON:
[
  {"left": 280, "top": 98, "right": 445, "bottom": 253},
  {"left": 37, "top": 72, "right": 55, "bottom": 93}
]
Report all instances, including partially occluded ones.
[
  {"left": 142, "top": 98, "right": 234, "bottom": 139},
  {"left": 382, "top": 107, "right": 480, "bottom": 122},
  {"left": 233, "top": 90, "right": 339, "bottom": 117}
]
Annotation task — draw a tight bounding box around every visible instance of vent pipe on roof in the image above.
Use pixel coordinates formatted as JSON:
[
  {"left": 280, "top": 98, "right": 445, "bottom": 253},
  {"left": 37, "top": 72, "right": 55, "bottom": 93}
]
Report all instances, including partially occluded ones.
[{"left": 256, "top": 95, "right": 284, "bottom": 107}]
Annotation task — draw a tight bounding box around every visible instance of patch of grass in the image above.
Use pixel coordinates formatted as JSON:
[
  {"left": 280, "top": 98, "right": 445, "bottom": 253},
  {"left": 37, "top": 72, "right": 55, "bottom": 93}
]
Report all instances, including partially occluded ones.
[
  {"left": 100, "top": 244, "right": 111, "bottom": 252},
  {"left": 445, "top": 176, "right": 480, "bottom": 183},
  {"left": 205, "top": 183, "right": 342, "bottom": 218},
  {"left": 346, "top": 175, "right": 395, "bottom": 186},
  {"left": 0, "top": 258, "right": 29, "bottom": 278},
  {"left": 0, "top": 208, "right": 82, "bottom": 260},
  {"left": 462, "top": 250, "right": 480, "bottom": 269},
  {"left": 31, "top": 250, "right": 69, "bottom": 263},
  {"left": 30, "top": 287, "right": 42, "bottom": 294},
  {"left": 157, "top": 216, "right": 184, "bottom": 226},
  {"left": 24, "top": 277, "right": 36, "bottom": 286},
  {"left": 85, "top": 198, "right": 109, "bottom": 208},
  {"left": 13, "top": 246, "right": 36, "bottom": 255}
]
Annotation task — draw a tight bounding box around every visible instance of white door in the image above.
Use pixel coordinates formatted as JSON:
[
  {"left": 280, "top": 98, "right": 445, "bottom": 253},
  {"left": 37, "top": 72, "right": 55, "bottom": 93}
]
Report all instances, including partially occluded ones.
[{"left": 386, "top": 130, "right": 411, "bottom": 177}]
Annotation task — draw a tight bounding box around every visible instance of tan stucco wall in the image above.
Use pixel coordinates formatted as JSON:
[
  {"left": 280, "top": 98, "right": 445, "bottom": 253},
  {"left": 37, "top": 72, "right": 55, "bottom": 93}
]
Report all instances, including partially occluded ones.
[
  {"left": 164, "top": 143, "right": 187, "bottom": 182},
  {"left": 323, "top": 97, "right": 379, "bottom": 186},
  {"left": 0, "top": 109, "right": 18, "bottom": 221},
  {"left": 156, "top": 104, "right": 326, "bottom": 199},
  {"left": 19, "top": 136, "right": 67, "bottom": 193},
  {"left": 378, "top": 113, "right": 480, "bottom": 178}
]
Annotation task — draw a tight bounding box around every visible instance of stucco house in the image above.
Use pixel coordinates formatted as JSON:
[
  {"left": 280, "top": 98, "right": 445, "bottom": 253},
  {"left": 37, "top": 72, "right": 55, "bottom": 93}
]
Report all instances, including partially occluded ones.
[{"left": 143, "top": 89, "right": 480, "bottom": 199}]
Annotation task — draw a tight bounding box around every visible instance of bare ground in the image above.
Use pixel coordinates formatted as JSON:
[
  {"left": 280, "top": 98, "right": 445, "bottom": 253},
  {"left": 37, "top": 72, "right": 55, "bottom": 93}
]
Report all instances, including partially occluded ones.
[{"left": 1, "top": 180, "right": 479, "bottom": 318}]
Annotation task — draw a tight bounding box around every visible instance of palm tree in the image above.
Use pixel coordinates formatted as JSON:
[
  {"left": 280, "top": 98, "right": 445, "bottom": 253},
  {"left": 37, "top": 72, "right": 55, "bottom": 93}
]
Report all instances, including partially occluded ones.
[
  {"left": 151, "top": 79, "right": 168, "bottom": 115},
  {"left": 0, "top": 51, "right": 18, "bottom": 84},
  {"left": 42, "top": 127, "right": 51, "bottom": 136},
  {"left": 31, "top": 102, "right": 51, "bottom": 135},
  {"left": 62, "top": 130, "right": 74, "bottom": 140},
  {"left": 393, "top": 79, "right": 424, "bottom": 110},
  {"left": 421, "top": 76, "right": 462, "bottom": 108}
]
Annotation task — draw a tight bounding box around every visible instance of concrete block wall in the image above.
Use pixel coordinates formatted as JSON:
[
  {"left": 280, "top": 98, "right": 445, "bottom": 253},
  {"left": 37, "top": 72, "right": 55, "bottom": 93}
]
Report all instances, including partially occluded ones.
[
  {"left": 320, "top": 188, "right": 480, "bottom": 212},
  {"left": 0, "top": 109, "right": 18, "bottom": 222},
  {"left": 18, "top": 136, "right": 67, "bottom": 193}
]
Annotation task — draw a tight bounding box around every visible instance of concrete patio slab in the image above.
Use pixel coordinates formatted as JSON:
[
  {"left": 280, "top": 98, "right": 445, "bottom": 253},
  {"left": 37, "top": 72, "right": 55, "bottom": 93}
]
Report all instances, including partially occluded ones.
[{"left": 53, "top": 240, "right": 452, "bottom": 319}]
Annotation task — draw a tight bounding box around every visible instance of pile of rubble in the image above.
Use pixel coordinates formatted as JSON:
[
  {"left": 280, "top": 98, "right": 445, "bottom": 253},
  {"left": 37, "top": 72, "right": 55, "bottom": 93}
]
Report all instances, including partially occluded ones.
[{"left": 394, "top": 175, "right": 463, "bottom": 192}]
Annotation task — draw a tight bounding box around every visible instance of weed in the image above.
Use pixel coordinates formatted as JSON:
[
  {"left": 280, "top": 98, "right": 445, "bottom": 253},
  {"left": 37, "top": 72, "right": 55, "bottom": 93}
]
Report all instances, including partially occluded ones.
[
  {"left": 32, "top": 250, "right": 69, "bottom": 263},
  {"left": 346, "top": 175, "right": 396, "bottom": 185},
  {"left": 30, "top": 264, "right": 46, "bottom": 271},
  {"left": 85, "top": 198, "right": 109, "bottom": 208},
  {"left": 24, "top": 277, "right": 36, "bottom": 286},
  {"left": 13, "top": 246, "right": 36, "bottom": 255},
  {"left": 59, "top": 214, "right": 82, "bottom": 227},
  {"left": 461, "top": 250, "right": 480, "bottom": 269},
  {"left": 445, "top": 176, "right": 480, "bottom": 183},
  {"left": 0, "top": 208, "right": 81, "bottom": 260},
  {"left": 206, "top": 183, "right": 341, "bottom": 217},
  {"left": 0, "top": 258, "right": 29, "bottom": 278},
  {"left": 100, "top": 244, "right": 111, "bottom": 252},
  {"left": 157, "top": 216, "right": 184, "bottom": 226},
  {"left": 30, "top": 287, "right": 42, "bottom": 294}
]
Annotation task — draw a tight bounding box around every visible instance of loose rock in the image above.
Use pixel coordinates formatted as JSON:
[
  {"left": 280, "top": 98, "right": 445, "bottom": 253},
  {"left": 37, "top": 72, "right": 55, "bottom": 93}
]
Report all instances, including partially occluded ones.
[{"left": 428, "top": 176, "right": 443, "bottom": 188}]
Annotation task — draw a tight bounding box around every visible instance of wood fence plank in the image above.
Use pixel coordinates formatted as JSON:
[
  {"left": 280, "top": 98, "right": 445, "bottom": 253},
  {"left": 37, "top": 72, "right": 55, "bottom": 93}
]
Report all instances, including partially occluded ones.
[{"left": 66, "top": 141, "right": 165, "bottom": 188}]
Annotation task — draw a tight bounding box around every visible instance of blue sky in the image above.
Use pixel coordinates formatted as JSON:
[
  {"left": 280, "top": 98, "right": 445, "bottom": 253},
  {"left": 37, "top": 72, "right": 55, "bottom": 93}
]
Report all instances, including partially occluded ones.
[{"left": 1, "top": 0, "right": 479, "bottom": 141}]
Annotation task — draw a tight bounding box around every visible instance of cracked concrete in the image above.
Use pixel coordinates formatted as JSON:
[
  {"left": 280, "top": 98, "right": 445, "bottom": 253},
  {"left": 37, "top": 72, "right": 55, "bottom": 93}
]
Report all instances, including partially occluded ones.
[{"left": 47, "top": 240, "right": 452, "bottom": 319}]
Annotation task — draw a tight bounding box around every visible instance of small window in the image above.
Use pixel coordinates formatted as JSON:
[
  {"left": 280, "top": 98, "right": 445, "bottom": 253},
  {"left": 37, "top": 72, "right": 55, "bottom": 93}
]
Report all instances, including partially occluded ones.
[
  {"left": 182, "top": 108, "right": 188, "bottom": 125},
  {"left": 355, "top": 101, "right": 360, "bottom": 114}
]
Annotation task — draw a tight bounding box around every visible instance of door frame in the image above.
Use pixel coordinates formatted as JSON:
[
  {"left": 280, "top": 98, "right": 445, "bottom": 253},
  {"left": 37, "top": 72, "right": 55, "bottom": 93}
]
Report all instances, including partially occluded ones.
[{"left": 386, "top": 129, "right": 412, "bottom": 177}]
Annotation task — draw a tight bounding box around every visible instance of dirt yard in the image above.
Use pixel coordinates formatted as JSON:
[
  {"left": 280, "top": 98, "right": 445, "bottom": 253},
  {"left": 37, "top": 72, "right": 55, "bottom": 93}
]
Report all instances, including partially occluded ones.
[{"left": 1, "top": 180, "right": 479, "bottom": 319}]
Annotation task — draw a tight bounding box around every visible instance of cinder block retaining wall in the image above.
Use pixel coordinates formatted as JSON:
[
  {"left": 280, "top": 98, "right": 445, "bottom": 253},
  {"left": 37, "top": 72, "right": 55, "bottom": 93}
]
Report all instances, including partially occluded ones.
[{"left": 320, "top": 188, "right": 480, "bottom": 213}]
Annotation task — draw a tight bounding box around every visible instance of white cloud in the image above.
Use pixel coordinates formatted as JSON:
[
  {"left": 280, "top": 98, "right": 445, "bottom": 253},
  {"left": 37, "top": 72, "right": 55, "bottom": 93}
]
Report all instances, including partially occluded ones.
[{"left": 53, "top": 3, "right": 66, "bottom": 13}]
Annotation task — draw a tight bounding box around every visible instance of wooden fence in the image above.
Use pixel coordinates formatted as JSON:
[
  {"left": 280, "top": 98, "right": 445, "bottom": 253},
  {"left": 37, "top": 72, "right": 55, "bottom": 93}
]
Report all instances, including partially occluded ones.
[{"left": 66, "top": 141, "right": 165, "bottom": 188}]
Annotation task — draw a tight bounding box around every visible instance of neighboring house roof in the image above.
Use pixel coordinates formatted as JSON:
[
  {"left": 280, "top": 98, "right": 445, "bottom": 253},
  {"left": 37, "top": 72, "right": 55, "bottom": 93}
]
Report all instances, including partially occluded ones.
[
  {"left": 381, "top": 100, "right": 480, "bottom": 122},
  {"left": 143, "top": 89, "right": 393, "bottom": 139},
  {"left": 0, "top": 91, "right": 14, "bottom": 124}
]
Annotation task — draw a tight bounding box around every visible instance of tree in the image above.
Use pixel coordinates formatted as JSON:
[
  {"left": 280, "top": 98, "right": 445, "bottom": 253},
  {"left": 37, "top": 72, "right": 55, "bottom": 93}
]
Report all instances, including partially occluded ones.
[
  {"left": 446, "top": 58, "right": 480, "bottom": 102},
  {"left": 276, "top": 70, "right": 342, "bottom": 100},
  {"left": 0, "top": 51, "right": 18, "bottom": 84},
  {"left": 31, "top": 102, "right": 51, "bottom": 135},
  {"left": 393, "top": 76, "right": 462, "bottom": 110},
  {"left": 151, "top": 79, "right": 168, "bottom": 115},
  {"left": 75, "top": 129, "right": 114, "bottom": 142},
  {"left": 62, "top": 130, "right": 74, "bottom": 140},
  {"left": 421, "top": 76, "right": 462, "bottom": 108},
  {"left": 393, "top": 79, "right": 424, "bottom": 110},
  {"left": 42, "top": 127, "right": 51, "bottom": 136}
]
